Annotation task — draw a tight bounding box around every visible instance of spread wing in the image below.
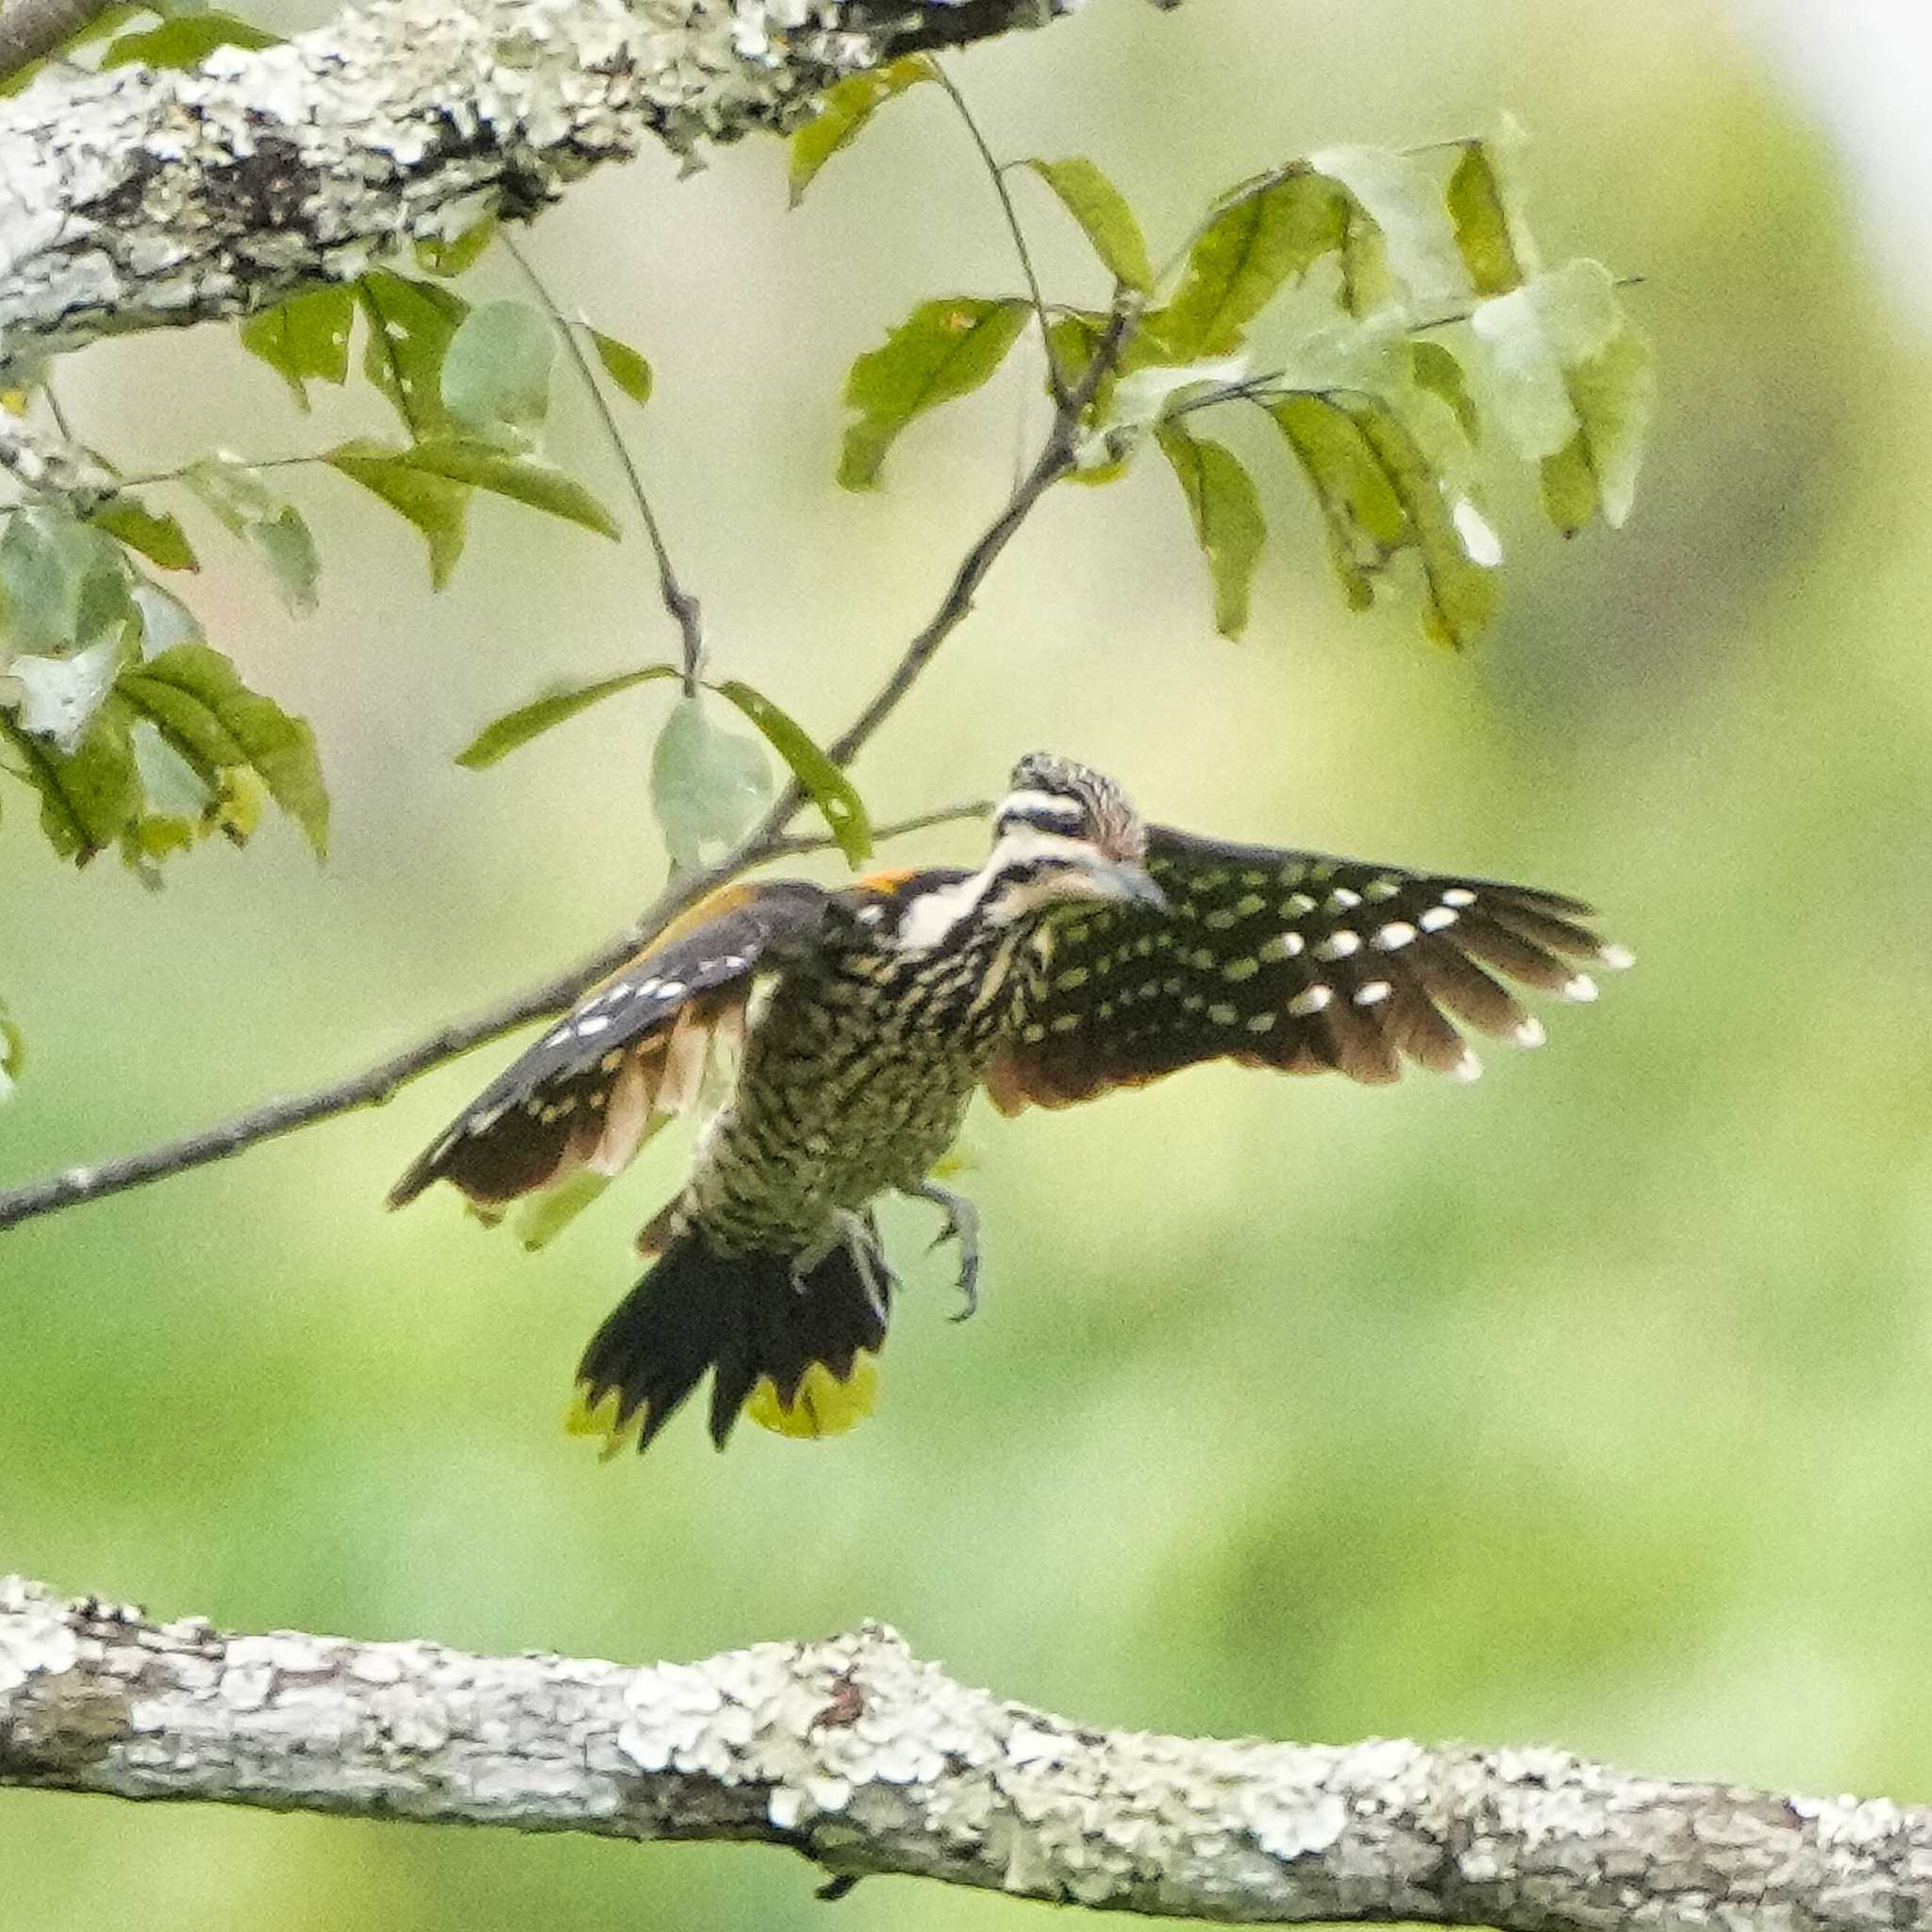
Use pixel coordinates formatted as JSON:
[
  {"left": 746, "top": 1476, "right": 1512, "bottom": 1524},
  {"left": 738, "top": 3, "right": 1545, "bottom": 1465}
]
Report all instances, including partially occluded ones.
[
  {"left": 986, "top": 824, "right": 1627, "bottom": 1113},
  {"left": 388, "top": 879, "right": 829, "bottom": 1209}
]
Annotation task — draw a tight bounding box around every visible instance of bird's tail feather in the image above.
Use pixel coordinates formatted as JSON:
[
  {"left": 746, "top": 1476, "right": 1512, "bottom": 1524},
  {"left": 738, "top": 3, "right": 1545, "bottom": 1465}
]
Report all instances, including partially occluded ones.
[{"left": 567, "top": 1228, "right": 888, "bottom": 1457}]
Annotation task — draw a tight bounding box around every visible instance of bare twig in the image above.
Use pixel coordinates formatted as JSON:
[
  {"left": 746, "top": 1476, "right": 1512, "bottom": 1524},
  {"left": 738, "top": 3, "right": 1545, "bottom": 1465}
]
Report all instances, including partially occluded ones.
[
  {"left": 0, "top": 0, "right": 113, "bottom": 83},
  {"left": 503, "top": 236, "right": 706, "bottom": 690},
  {"left": 0, "top": 801, "right": 987, "bottom": 1232},
  {"left": 3, "top": 1574, "right": 1924, "bottom": 1929},
  {"left": 0, "top": 288, "right": 1140, "bottom": 1234}
]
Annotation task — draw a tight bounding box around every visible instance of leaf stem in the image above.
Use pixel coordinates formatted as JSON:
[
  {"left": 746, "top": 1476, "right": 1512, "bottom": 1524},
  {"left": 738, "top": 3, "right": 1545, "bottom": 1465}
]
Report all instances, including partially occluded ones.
[
  {"left": 503, "top": 236, "right": 705, "bottom": 693},
  {"left": 931, "top": 63, "right": 1067, "bottom": 408}
]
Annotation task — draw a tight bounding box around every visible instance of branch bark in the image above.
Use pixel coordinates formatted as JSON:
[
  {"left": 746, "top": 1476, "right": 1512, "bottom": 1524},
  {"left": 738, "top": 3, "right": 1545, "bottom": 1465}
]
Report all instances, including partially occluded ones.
[
  {"left": 0, "top": 0, "right": 1081, "bottom": 377},
  {"left": 0, "top": 1574, "right": 1921, "bottom": 1929}
]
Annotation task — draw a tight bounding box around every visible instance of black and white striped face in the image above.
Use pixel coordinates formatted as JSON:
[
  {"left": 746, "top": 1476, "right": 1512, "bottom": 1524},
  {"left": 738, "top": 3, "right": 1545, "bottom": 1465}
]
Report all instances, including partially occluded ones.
[
  {"left": 891, "top": 823, "right": 1166, "bottom": 953},
  {"left": 998, "top": 753, "right": 1147, "bottom": 864}
]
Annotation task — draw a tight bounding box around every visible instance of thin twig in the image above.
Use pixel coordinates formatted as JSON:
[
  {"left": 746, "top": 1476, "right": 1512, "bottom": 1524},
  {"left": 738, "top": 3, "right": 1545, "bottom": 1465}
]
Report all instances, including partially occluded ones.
[
  {"left": 0, "top": 0, "right": 114, "bottom": 82},
  {"left": 0, "top": 801, "right": 989, "bottom": 1233},
  {"left": 0, "top": 289, "right": 1141, "bottom": 1236},
  {"left": 502, "top": 236, "right": 706, "bottom": 691},
  {"left": 930, "top": 63, "right": 1067, "bottom": 408}
]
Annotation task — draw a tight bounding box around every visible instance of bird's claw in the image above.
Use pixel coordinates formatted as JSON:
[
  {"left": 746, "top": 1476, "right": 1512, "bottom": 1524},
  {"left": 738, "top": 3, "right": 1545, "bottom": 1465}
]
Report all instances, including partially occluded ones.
[{"left": 907, "top": 1179, "right": 981, "bottom": 1321}]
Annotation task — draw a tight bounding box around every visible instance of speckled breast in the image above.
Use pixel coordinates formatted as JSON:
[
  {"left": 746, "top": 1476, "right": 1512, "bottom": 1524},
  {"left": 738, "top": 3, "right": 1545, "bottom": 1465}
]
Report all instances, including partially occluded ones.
[{"left": 687, "top": 920, "right": 1032, "bottom": 1257}]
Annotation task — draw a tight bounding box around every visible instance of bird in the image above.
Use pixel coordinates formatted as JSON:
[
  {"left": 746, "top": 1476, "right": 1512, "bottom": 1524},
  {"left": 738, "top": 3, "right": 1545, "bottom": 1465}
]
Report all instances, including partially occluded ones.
[{"left": 389, "top": 752, "right": 1628, "bottom": 1459}]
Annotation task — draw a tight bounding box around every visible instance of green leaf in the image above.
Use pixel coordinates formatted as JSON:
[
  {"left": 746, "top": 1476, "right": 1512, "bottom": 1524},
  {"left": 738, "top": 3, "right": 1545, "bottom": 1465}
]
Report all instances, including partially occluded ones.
[
  {"left": 358, "top": 273, "right": 470, "bottom": 440},
  {"left": 1470, "top": 259, "right": 1654, "bottom": 531},
  {"left": 181, "top": 458, "right": 321, "bottom": 616},
  {"left": 1309, "top": 144, "right": 1469, "bottom": 308},
  {"left": 839, "top": 297, "right": 1031, "bottom": 490},
  {"left": 708, "top": 679, "right": 871, "bottom": 866},
  {"left": 0, "top": 704, "right": 141, "bottom": 864},
  {"left": 92, "top": 495, "right": 200, "bottom": 572},
  {"left": 788, "top": 55, "right": 938, "bottom": 206},
  {"left": 240, "top": 287, "right": 355, "bottom": 408},
  {"left": 589, "top": 327, "right": 653, "bottom": 406},
  {"left": 1153, "top": 422, "right": 1266, "bottom": 640},
  {"left": 0, "top": 995, "right": 21, "bottom": 1103},
  {"left": 456, "top": 665, "right": 680, "bottom": 769},
  {"left": 441, "top": 299, "right": 556, "bottom": 444},
  {"left": 415, "top": 215, "right": 499, "bottom": 278},
  {"left": 1024, "top": 157, "right": 1153, "bottom": 292},
  {"left": 1445, "top": 141, "right": 1531, "bottom": 298},
  {"left": 1407, "top": 340, "right": 1481, "bottom": 444},
  {"left": 397, "top": 441, "right": 620, "bottom": 540},
  {"left": 99, "top": 11, "right": 280, "bottom": 68},
  {"left": 117, "top": 643, "right": 329, "bottom": 857},
  {"left": 1272, "top": 391, "right": 1497, "bottom": 649},
  {"left": 512, "top": 1169, "right": 615, "bottom": 1252},
  {"left": 1156, "top": 168, "right": 1352, "bottom": 358},
  {"left": 324, "top": 441, "right": 472, "bottom": 590},
  {"left": 650, "top": 694, "right": 774, "bottom": 872}
]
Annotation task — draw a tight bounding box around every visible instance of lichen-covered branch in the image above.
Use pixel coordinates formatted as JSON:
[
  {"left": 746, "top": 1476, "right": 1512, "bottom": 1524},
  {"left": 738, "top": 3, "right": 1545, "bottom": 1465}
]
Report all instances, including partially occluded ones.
[
  {"left": 0, "top": 1576, "right": 1923, "bottom": 1928},
  {"left": 0, "top": 0, "right": 1080, "bottom": 377}
]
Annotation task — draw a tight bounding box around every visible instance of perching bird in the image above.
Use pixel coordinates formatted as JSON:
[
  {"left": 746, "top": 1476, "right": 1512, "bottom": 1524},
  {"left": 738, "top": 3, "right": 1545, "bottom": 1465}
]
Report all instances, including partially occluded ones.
[{"left": 390, "top": 753, "right": 1627, "bottom": 1457}]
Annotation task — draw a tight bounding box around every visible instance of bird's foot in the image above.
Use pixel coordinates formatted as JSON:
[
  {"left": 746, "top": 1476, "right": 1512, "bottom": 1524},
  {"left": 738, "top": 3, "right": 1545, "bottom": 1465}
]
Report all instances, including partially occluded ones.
[
  {"left": 798, "top": 1208, "right": 896, "bottom": 1323},
  {"left": 905, "top": 1179, "right": 981, "bottom": 1322}
]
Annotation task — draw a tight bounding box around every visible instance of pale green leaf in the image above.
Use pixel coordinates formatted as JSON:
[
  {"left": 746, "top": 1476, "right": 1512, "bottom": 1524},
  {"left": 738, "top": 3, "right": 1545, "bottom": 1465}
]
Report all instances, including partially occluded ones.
[
  {"left": 1472, "top": 259, "right": 1653, "bottom": 531},
  {"left": 651, "top": 694, "right": 774, "bottom": 871},
  {"left": 589, "top": 327, "right": 653, "bottom": 407},
  {"left": 839, "top": 297, "right": 1030, "bottom": 490},
  {"left": 1024, "top": 157, "right": 1153, "bottom": 292},
  {"left": 441, "top": 299, "right": 556, "bottom": 443},
  {"left": 117, "top": 643, "right": 329, "bottom": 857},
  {"left": 0, "top": 507, "right": 135, "bottom": 655},
  {"left": 1310, "top": 144, "right": 1470, "bottom": 308},
  {"left": 456, "top": 665, "right": 680, "bottom": 769},
  {"left": 358, "top": 273, "right": 470, "bottom": 440},
  {"left": 709, "top": 678, "right": 871, "bottom": 866},
  {"left": 1446, "top": 142, "right": 1527, "bottom": 298},
  {"left": 325, "top": 440, "right": 472, "bottom": 590},
  {"left": 92, "top": 495, "right": 200, "bottom": 572},
  {"left": 241, "top": 286, "right": 355, "bottom": 408},
  {"left": 99, "top": 11, "right": 280, "bottom": 68},
  {"left": 1156, "top": 168, "right": 1351, "bottom": 358},
  {"left": 789, "top": 55, "right": 938, "bottom": 206},
  {"left": 8, "top": 638, "right": 126, "bottom": 752},
  {"left": 1154, "top": 422, "right": 1266, "bottom": 640}
]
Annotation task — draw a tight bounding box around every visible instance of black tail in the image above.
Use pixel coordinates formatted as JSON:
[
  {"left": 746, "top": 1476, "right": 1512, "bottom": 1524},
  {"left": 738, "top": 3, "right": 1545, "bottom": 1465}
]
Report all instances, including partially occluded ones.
[{"left": 570, "top": 1230, "right": 890, "bottom": 1457}]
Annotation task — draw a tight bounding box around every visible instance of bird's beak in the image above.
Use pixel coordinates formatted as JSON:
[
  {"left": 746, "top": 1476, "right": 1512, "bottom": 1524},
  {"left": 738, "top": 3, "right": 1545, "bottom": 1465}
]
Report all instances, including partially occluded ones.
[{"left": 1075, "top": 856, "right": 1168, "bottom": 914}]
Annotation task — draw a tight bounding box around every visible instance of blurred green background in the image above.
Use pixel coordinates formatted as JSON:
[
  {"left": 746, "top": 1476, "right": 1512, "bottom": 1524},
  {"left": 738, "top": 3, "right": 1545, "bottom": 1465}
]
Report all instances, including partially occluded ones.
[{"left": 8, "top": 0, "right": 1932, "bottom": 1924}]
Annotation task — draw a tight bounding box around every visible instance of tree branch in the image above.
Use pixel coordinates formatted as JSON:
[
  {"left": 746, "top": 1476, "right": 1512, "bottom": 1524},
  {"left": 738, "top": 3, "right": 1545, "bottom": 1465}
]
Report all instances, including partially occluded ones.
[
  {"left": 0, "top": 1574, "right": 1920, "bottom": 1928},
  {"left": 0, "top": 799, "right": 988, "bottom": 1231},
  {"left": 0, "top": 0, "right": 1090, "bottom": 378},
  {"left": 0, "top": 0, "right": 114, "bottom": 85},
  {"left": 0, "top": 286, "right": 1139, "bottom": 1234}
]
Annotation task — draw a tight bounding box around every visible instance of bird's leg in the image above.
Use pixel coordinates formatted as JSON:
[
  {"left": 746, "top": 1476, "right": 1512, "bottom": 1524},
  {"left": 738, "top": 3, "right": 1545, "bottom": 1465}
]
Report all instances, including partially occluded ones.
[
  {"left": 904, "top": 1179, "right": 981, "bottom": 1322},
  {"left": 796, "top": 1208, "right": 896, "bottom": 1323}
]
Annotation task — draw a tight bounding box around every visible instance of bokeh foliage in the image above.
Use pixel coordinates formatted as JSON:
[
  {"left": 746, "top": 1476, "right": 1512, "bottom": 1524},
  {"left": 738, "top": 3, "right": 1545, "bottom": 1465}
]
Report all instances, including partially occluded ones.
[{"left": 5, "top": 1, "right": 1932, "bottom": 1930}]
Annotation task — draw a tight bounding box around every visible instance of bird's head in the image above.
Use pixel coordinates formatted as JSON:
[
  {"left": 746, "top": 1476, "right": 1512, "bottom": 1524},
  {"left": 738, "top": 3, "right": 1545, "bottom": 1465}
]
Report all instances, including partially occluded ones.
[{"left": 977, "top": 753, "right": 1165, "bottom": 924}]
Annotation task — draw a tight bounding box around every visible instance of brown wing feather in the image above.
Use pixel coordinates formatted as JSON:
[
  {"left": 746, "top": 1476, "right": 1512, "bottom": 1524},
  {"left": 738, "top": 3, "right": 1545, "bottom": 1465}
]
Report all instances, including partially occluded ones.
[
  {"left": 388, "top": 880, "right": 828, "bottom": 1208},
  {"left": 987, "top": 824, "right": 1624, "bottom": 1114}
]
